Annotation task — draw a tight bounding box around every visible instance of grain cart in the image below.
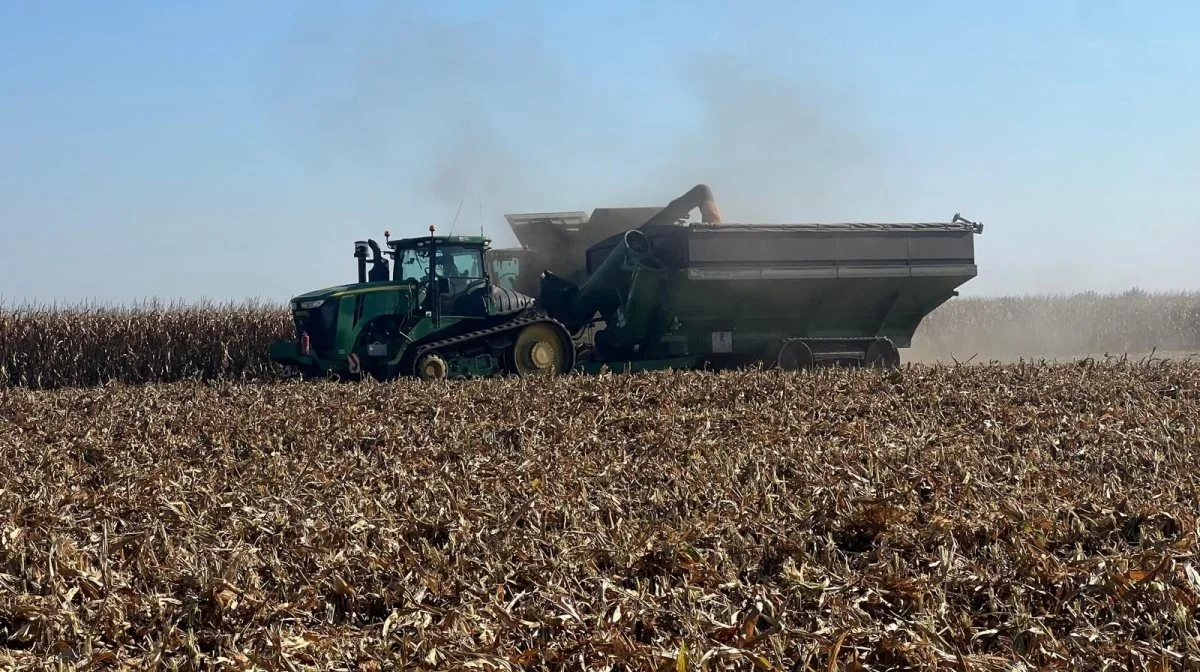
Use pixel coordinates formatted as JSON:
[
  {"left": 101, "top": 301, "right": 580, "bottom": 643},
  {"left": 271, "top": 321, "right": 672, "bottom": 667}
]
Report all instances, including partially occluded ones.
[
  {"left": 268, "top": 184, "right": 982, "bottom": 379},
  {"left": 540, "top": 211, "right": 984, "bottom": 372}
]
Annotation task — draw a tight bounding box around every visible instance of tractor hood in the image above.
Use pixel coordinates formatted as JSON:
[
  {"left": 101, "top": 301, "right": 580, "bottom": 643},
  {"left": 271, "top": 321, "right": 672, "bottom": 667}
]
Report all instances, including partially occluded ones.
[
  {"left": 291, "top": 285, "right": 350, "bottom": 302},
  {"left": 288, "top": 281, "right": 414, "bottom": 307}
]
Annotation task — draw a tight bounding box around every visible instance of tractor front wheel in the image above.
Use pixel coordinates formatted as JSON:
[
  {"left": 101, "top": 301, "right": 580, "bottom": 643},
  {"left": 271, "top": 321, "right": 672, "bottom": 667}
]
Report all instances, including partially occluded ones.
[
  {"left": 415, "top": 352, "right": 449, "bottom": 380},
  {"left": 511, "top": 322, "right": 571, "bottom": 376}
]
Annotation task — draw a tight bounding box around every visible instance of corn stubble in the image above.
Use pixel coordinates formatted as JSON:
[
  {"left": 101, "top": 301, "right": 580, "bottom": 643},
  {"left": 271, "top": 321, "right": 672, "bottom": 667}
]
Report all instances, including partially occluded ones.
[{"left": 2, "top": 362, "right": 1199, "bottom": 670}]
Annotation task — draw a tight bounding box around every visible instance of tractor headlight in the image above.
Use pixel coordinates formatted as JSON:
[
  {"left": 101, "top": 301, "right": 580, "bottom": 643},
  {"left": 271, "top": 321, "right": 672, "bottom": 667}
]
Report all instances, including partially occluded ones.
[{"left": 298, "top": 299, "right": 325, "bottom": 310}]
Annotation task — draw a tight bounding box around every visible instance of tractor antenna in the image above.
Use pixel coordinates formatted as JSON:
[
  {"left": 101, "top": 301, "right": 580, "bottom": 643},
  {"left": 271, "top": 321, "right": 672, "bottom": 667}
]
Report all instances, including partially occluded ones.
[
  {"left": 478, "top": 195, "right": 484, "bottom": 237},
  {"left": 448, "top": 199, "right": 464, "bottom": 236}
]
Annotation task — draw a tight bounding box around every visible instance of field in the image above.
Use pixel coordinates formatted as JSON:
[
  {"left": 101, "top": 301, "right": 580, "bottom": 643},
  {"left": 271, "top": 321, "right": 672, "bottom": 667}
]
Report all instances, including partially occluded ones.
[
  {"left": 3, "top": 364, "right": 1200, "bottom": 669},
  {"left": 2, "top": 292, "right": 1200, "bottom": 669}
]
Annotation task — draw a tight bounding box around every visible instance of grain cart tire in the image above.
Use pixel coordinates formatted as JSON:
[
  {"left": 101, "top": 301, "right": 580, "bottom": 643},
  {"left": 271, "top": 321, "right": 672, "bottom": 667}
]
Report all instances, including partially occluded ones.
[
  {"left": 415, "top": 352, "right": 449, "bottom": 380},
  {"left": 864, "top": 339, "right": 901, "bottom": 369},
  {"left": 776, "top": 339, "right": 815, "bottom": 371},
  {"left": 511, "top": 322, "right": 571, "bottom": 376}
]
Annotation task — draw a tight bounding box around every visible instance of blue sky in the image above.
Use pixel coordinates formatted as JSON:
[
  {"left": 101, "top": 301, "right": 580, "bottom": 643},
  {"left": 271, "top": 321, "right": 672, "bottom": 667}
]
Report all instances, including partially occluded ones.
[{"left": 1, "top": 0, "right": 1196, "bottom": 304}]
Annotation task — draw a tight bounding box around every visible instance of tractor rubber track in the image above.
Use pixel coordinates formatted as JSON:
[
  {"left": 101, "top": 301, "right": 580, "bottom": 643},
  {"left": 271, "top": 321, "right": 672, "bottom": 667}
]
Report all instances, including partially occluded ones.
[{"left": 408, "top": 312, "right": 572, "bottom": 376}]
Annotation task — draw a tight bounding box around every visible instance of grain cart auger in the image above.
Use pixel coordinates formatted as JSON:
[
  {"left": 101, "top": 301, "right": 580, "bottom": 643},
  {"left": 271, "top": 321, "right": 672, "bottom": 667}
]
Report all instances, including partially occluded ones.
[
  {"left": 269, "top": 225, "right": 576, "bottom": 381},
  {"left": 485, "top": 183, "right": 724, "bottom": 296}
]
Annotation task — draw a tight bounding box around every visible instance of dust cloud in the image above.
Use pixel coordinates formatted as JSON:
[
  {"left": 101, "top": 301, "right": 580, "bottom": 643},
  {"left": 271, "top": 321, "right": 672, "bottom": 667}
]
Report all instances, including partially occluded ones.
[
  {"left": 262, "top": 3, "right": 907, "bottom": 244},
  {"left": 631, "top": 55, "right": 905, "bottom": 224},
  {"left": 906, "top": 291, "right": 1200, "bottom": 364},
  {"left": 264, "top": 2, "right": 579, "bottom": 243}
]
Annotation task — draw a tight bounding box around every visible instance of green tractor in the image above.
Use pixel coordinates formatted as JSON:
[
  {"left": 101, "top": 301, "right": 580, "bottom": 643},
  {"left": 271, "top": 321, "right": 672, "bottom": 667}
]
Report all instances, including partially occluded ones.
[{"left": 269, "top": 225, "right": 576, "bottom": 381}]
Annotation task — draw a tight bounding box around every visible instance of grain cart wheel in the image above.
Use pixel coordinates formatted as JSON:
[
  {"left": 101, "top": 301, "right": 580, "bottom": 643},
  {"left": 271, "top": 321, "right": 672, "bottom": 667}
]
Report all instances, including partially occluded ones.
[
  {"left": 776, "top": 339, "right": 815, "bottom": 371},
  {"left": 864, "top": 339, "right": 901, "bottom": 369},
  {"left": 511, "top": 322, "right": 570, "bottom": 376},
  {"left": 415, "top": 352, "right": 448, "bottom": 380}
]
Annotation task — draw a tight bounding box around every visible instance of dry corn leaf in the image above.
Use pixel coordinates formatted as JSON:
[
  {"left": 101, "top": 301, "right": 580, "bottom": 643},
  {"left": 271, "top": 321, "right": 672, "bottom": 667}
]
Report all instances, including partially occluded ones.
[{"left": 0, "top": 350, "right": 1198, "bottom": 669}]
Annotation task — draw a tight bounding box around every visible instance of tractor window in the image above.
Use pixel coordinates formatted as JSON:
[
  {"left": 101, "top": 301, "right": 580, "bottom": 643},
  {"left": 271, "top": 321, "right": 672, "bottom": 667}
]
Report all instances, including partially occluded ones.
[
  {"left": 434, "top": 246, "right": 484, "bottom": 281},
  {"left": 435, "top": 246, "right": 486, "bottom": 318},
  {"left": 397, "top": 247, "right": 429, "bottom": 283},
  {"left": 490, "top": 256, "right": 519, "bottom": 290}
]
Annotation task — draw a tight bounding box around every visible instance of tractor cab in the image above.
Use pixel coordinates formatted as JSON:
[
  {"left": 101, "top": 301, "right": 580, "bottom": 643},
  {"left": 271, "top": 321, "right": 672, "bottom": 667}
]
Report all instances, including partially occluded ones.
[
  {"left": 347, "top": 224, "right": 536, "bottom": 326},
  {"left": 382, "top": 227, "right": 494, "bottom": 319}
]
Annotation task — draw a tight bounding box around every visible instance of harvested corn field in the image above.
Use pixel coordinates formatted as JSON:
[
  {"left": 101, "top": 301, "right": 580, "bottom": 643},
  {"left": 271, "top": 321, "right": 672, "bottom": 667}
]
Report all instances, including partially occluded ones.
[{"left": 2, "top": 363, "right": 1199, "bottom": 669}]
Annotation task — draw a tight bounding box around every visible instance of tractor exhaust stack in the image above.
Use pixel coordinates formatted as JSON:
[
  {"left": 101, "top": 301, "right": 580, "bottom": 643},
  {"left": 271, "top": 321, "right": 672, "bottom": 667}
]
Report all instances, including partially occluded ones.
[{"left": 354, "top": 241, "right": 369, "bottom": 284}]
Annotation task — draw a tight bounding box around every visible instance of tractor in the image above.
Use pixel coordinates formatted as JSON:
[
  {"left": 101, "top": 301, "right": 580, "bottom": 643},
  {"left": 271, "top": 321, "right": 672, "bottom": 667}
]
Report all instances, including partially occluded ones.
[{"left": 269, "top": 226, "right": 574, "bottom": 380}]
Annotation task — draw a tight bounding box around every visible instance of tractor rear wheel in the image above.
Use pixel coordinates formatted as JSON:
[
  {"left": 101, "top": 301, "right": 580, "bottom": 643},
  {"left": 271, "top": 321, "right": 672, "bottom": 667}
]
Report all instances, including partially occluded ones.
[{"left": 511, "top": 322, "right": 571, "bottom": 376}]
